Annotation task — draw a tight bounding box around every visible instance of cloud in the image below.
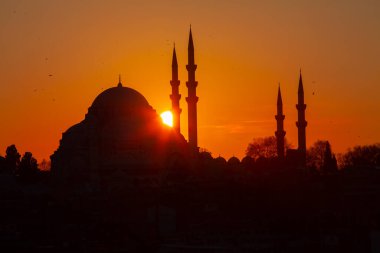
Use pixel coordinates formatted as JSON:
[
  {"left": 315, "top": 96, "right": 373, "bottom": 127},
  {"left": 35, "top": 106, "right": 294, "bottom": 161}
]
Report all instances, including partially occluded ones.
[{"left": 200, "top": 119, "right": 273, "bottom": 134}]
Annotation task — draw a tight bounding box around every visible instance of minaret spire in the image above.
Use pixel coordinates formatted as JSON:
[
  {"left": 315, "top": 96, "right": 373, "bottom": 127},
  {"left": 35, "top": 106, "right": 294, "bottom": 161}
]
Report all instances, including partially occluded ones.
[
  {"left": 186, "top": 27, "right": 199, "bottom": 153},
  {"left": 277, "top": 84, "right": 283, "bottom": 107},
  {"left": 188, "top": 27, "right": 194, "bottom": 63},
  {"left": 296, "top": 70, "right": 307, "bottom": 163},
  {"left": 298, "top": 69, "right": 304, "bottom": 101},
  {"left": 170, "top": 44, "right": 181, "bottom": 134},
  {"left": 275, "top": 84, "right": 286, "bottom": 159}
]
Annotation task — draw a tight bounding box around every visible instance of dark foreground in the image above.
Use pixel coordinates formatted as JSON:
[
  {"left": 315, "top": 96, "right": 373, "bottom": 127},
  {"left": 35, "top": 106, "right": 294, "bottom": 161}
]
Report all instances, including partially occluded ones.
[{"left": 1, "top": 167, "right": 380, "bottom": 253}]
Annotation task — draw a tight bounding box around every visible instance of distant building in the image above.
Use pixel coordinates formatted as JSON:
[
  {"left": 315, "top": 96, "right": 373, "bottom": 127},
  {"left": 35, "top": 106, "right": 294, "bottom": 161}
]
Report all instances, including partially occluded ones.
[{"left": 276, "top": 71, "right": 308, "bottom": 167}]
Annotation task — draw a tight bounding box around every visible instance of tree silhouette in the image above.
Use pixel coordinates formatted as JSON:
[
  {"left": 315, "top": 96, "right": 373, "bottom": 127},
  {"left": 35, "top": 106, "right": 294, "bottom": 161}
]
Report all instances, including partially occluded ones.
[
  {"left": 321, "top": 141, "right": 338, "bottom": 174},
  {"left": 38, "top": 159, "right": 51, "bottom": 171},
  {"left": 5, "top": 144, "right": 20, "bottom": 174},
  {"left": 246, "top": 136, "right": 291, "bottom": 160},
  {"left": 307, "top": 140, "right": 336, "bottom": 171},
  {"left": 0, "top": 156, "right": 5, "bottom": 173},
  {"left": 199, "top": 148, "right": 213, "bottom": 160},
  {"left": 19, "top": 152, "right": 39, "bottom": 178},
  {"left": 340, "top": 143, "right": 380, "bottom": 170}
]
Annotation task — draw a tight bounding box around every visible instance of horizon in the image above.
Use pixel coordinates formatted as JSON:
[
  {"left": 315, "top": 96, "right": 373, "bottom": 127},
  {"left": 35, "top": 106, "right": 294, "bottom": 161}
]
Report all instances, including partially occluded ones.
[{"left": 0, "top": 0, "right": 379, "bottom": 161}]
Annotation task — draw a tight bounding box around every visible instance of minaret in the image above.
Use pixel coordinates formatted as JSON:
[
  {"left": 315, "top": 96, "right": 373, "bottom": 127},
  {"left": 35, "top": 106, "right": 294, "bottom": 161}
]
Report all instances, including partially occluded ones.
[
  {"left": 296, "top": 71, "right": 307, "bottom": 157},
  {"left": 275, "top": 84, "right": 286, "bottom": 159},
  {"left": 170, "top": 45, "right": 182, "bottom": 134},
  {"left": 186, "top": 27, "right": 199, "bottom": 152}
]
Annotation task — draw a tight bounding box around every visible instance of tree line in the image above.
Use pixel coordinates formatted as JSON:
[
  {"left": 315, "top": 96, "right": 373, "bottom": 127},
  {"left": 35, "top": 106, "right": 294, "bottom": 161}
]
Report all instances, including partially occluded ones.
[
  {"left": 0, "top": 145, "right": 50, "bottom": 179},
  {"left": 0, "top": 140, "right": 378, "bottom": 179},
  {"left": 245, "top": 136, "right": 380, "bottom": 172}
]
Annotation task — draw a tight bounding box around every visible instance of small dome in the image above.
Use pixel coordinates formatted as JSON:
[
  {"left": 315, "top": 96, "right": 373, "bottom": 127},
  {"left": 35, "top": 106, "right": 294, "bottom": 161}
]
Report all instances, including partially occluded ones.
[
  {"left": 215, "top": 156, "right": 227, "bottom": 164},
  {"left": 241, "top": 155, "right": 254, "bottom": 163},
  {"left": 227, "top": 156, "right": 240, "bottom": 166},
  {"left": 241, "top": 156, "right": 254, "bottom": 168}
]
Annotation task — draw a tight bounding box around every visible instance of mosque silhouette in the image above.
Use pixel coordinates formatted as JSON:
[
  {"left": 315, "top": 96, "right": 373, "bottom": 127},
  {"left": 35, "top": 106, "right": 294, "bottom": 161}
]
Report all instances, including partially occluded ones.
[
  {"left": 3, "top": 28, "right": 380, "bottom": 253},
  {"left": 51, "top": 28, "right": 309, "bottom": 182}
]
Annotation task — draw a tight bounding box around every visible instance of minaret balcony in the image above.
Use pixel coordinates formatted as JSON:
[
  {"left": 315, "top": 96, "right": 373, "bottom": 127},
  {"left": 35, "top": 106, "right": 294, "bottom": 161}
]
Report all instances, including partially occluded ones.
[
  {"left": 170, "top": 94, "right": 181, "bottom": 100},
  {"left": 186, "top": 64, "right": 197, "bottom": 71},
  {"left": 296, "top": 104, "right": 307, "bottom": 110},
  {"left": 170, "top": 80, "right": 180, "bottom": 87},
  {"left": 296, "top": 121, "right": 308, "bottom": 128},
  {"left": 186, "top": 81, "right": 198, "bottom": 88},
  {"left": 275, "top": 115, "right": 285, "bottom": 120},
  {"left": 186, "top": 96, "right": 199, "bottom": 103}
]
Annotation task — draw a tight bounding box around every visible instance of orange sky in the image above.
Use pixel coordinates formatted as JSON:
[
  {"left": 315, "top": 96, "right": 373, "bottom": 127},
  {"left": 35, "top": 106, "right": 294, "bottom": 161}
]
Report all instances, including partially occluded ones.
[{"left": 0, "top": 0, "right": 379, "bottom": 161}]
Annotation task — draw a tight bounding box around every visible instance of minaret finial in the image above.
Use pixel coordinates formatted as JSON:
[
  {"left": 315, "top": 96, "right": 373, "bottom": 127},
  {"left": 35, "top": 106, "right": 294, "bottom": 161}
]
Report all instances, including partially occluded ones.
[
  {"left": 298, "top": 69, "right": 304, "bottom": 94},
  {"left": 277, "top": 83, "right": 283, "bottom": 105},
  {"left": 188, "top": 26, "right": 194, "bottom": 51},
  {"left": 172, "top": 44, "right": 178, "bottom": 67},
  {"left": 117, "top": 74, "right": 122, "bottom": 87}
]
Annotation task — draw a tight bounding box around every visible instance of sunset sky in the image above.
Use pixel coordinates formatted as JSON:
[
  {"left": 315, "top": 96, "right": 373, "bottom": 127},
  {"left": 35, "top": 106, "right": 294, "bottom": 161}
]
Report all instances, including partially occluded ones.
[{"left": 0, "top": 0, "right": 379, "bottom": 161}]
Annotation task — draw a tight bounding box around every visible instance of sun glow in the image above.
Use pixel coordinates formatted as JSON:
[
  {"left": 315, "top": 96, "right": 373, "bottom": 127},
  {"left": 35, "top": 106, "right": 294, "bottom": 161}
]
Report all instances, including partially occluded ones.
[{"left": 160, "top": 111, "right": 173, "bottom": 127}]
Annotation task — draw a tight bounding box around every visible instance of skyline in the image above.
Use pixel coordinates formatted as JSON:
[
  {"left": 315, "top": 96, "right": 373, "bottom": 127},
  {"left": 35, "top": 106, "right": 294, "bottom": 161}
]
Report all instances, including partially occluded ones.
[{"left": 1, "top": 0, "right": 380, "bottom": 161}]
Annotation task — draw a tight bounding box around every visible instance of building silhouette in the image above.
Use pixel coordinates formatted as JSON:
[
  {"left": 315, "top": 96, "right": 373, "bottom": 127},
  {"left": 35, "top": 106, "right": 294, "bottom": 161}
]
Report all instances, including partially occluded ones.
[
  {"left": 50, "top": 81, "right": 189, "bottom": 183},
  {"left": 50, "top": 28, "right": 203, "bottom": 183},
  {"left": 276, "top": 72, "right": 308, "bottom": 166}
]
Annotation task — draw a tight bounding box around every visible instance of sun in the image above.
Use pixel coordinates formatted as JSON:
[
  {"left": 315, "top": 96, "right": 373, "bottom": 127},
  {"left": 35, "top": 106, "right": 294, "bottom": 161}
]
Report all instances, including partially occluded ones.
[{"left": 160, "top": 111, "right": 173, "bottom": 127}]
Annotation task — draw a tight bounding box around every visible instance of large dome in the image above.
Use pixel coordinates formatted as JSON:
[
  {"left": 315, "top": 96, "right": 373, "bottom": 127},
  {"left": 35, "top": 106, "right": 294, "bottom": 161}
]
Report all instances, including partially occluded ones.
[
  {"left": 91, "top": 84, "right": 150, "bottom": 111},
  {"left": 87, "top": 83, "right": 154, "bottom": 122}
]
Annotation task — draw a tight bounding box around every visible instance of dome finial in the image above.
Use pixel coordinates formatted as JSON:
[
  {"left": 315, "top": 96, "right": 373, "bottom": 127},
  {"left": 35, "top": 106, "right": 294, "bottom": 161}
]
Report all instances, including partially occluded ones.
[{"left": 117, "top": 74, "right": 122, "bottom": 87}]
